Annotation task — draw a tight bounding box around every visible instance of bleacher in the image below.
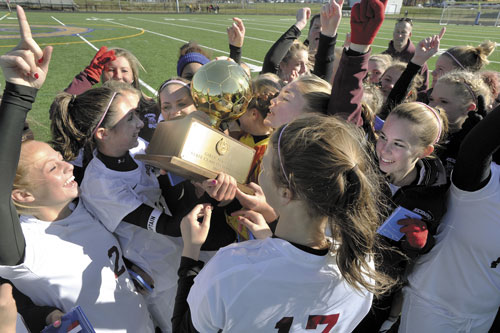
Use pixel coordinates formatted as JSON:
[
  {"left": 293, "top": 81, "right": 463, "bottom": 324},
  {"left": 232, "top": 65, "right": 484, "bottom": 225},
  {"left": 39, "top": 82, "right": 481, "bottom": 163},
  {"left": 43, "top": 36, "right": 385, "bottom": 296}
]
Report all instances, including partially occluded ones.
[{"left": 0, "top": 0, "right": 78, "bottom": 11}]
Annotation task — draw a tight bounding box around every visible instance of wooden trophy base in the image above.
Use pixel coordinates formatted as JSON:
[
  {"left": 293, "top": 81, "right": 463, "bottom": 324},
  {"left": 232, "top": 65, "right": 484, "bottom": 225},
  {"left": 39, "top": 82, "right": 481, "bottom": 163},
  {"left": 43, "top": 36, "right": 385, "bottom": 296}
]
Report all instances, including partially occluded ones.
[{"left": 135, "top": 114, "right": 255, "bottom": 194}]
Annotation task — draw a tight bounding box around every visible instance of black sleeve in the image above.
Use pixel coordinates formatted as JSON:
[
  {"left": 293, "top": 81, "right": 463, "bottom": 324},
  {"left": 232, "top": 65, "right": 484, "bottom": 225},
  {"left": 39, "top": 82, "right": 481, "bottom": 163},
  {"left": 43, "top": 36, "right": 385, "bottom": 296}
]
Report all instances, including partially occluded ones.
[
  {"left": 312, "top": 33, "right": 337, "bottom": 82},
  {"left": 379, "top": 61, "right": 421, "bottom": 120},
  {"left": 122, "top": 181, "right": 216, "bottom": 237},
  {"left": 123, "top": 204, "right": 185, "bottom": 237},
  {"left": 452, "top": 104, "right": 500, "bottom": 191},
  {"left": 261, "top": 25, "right": 301, "bottom": 75},
  {"left": 0, "top": 277, "right": 61, "bottom": 332},
  {"left": 229, "top": 45, "right": 242, "bottom": 65},
  {"left": 171, "top": 257, "right": 204, "bottom": 333},
  {"left": 0, "top": 82, "right": 38, "bottom": 266}
]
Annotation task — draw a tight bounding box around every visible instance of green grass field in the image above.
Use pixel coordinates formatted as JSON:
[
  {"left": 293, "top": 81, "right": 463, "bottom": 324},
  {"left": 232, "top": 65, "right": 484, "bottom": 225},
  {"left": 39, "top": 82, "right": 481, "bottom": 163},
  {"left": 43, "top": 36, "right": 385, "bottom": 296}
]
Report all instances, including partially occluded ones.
[{"left": 0, "top": 9, "right": 499, "bottom": 141}]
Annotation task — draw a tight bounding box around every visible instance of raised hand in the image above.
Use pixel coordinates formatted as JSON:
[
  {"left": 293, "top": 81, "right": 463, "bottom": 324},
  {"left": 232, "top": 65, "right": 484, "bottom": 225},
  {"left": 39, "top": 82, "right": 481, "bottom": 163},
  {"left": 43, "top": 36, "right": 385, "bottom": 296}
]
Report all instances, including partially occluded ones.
[
  {"left": 350, "top": 0, "right": 388, "bottom": 47},
  {"left": 84, "top": 46, "right": 116, "bottom": 83},
  {"left": 0, "top": 6, "right": 52, "bottom": 88},
  {"left": 180, "top": 204, "right": 212, "bottom": 260},
  {"left": 320, "top": 0, "right": 344, "bottom": 37},
  {"left": 412, "top": 27, "right": 446, "bottom": 66},
  {"left": 227, "top": 17, "right": 245, "bottom": 48},
  {"left": 295, "top": 7, "right": 311, "bottom": 31}
]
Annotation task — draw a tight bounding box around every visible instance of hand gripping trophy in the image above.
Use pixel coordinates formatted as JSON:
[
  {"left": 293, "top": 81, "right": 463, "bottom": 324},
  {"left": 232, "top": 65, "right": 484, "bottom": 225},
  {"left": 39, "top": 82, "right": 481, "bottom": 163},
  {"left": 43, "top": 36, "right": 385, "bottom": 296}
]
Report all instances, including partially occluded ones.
[{"left": 136, "top": 60, "right": 255, "bottom": 191}]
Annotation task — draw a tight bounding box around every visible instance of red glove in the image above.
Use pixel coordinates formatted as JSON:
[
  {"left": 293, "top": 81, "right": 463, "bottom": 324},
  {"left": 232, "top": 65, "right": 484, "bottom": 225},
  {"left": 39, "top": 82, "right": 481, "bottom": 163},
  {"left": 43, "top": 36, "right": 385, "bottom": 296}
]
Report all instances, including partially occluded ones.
[
  {"left": 398, "top": 218, "right": 428, "bottom": 249},
  {"left": 350, "top": 0, "right": 388, "bottom": 45},
  {"left": 84, "top": 46, "right": 116, "bottom": 83}
]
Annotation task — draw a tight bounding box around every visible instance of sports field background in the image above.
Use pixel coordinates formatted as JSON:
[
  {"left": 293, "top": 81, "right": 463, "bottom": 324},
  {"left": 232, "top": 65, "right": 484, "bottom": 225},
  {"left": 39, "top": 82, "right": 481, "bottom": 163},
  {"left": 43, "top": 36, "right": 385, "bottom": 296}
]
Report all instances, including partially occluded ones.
[{"left": 0, "top": 9, "right": 498, "bottom": 141}]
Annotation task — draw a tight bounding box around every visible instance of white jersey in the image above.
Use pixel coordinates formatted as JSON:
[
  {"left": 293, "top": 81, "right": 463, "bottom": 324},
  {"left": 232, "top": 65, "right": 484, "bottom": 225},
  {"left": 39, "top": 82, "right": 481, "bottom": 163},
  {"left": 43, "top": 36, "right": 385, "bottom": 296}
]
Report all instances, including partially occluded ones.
[
  {"left": 80, "top": 157, "right": 183, "bottom": 332},
  {"left": 0, "top": 201, "right": 154, "bottom": 333},
  {"left": 188, "top": 237, "right": 373, "bottom": 332},
  {"left": 406, "top": 163, "right": 500, "bottom": 320}
]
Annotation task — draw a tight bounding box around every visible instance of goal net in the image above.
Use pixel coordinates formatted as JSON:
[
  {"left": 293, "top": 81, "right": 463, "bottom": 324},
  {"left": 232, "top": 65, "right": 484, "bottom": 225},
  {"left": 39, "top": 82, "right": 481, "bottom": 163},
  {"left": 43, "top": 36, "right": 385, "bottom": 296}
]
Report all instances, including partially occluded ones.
[{"left": 440, "top": 2, "right": 500, "bottom": 26}]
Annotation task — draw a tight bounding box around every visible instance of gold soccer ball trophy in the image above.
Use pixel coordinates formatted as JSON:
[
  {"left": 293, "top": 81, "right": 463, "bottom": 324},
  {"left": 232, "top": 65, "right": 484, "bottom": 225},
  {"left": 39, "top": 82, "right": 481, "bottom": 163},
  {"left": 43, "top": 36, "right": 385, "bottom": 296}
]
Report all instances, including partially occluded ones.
[{"left": 191, "top": 59, "right": 252, "bottom": 128}]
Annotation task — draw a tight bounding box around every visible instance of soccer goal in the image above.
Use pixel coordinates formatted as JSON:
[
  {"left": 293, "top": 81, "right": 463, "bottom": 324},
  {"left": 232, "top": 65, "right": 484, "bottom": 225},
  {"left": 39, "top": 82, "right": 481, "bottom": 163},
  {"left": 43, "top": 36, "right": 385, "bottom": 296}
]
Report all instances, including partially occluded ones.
[{"left": 440, "top": 2, "right": 500, "bottom": 26}]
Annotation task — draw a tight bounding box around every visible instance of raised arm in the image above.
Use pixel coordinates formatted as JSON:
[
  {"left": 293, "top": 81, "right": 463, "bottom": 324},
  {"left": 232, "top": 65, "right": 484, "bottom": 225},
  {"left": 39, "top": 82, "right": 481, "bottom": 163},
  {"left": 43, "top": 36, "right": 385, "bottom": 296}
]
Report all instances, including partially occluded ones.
[
  {"left": 227, "top": 17, "right": 245, "bottom": 65},
  {"left": 327, "top": 0, "right": 387, "bottom": 125},
  {"left": 312, "top": 0, "right": 342, "bottom": 82},
  {"left": 0, "top": 6, "right": 52, "bottom": 266},
  {"left": 453, "top": 99, "right": 500, "bottom": 191},
  {"left": 63, "top": 46, "right": 115, "bottom": 95},
  {"left": 379, "top": 28, "right": 445, "bottom": 119},
  {"left": 261, "top": 7, "right": 310, "bottom": 75}
]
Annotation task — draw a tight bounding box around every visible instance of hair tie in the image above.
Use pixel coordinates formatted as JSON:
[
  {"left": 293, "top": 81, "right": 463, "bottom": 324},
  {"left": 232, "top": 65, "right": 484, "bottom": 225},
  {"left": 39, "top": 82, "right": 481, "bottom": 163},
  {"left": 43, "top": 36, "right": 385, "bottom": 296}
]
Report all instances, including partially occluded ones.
[
  {"left": 343, "top": 164, "right": 360, "bottom": 208},
  {"left": 159, "top": 79, "right": 190, "bottom": 93},
  {"left": 416, "top": 102, "right": 442, "bottom": 144},
  {"left": 177, "top": 52, "right": 210, "bottom": 77},
  {"left": 277, "top": 123, "right": 290, "bottom": 186},
  {"left": 462, "top": 80, "right": 477, "bottom": 105},
  {"left": 444, "top": 51, "right": 465, "bottom": 70},
  {"left": 92, "top": 92, "right": 118, "bottom": 136}
]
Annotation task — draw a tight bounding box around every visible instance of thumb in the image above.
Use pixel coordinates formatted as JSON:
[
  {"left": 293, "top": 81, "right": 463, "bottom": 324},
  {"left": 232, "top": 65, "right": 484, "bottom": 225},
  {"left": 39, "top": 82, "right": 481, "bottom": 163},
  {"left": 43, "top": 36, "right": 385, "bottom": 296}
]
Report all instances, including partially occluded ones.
[{"left": 38, "top": 46, "right": 53, "bottom": 73}]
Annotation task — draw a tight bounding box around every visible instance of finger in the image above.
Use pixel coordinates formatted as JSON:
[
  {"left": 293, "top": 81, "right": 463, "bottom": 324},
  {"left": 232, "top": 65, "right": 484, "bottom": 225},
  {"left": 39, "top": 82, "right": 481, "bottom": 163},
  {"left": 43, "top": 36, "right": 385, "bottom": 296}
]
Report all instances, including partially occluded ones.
[
  {"left": 237, "top": 216, "right": 255, "bottom": 230},
  {"left": 438, "top": 26, "right": 446, "bottom": 40},
  {"left": 305, "top": 7, "right": 311, "bottom": 19},
  {"left": 359, "top": 0, "right": 368, "bottom": 21},
  {"left": 231, "top": 209, "right": 248, "bottom": 217},
  {"left": 0, "top": 283, "right": 13, "bottom": 298},
  {"left": 247, "top": 182, "right": 263, "bottom": 194},
  {"left": 38, "top": 45, "right": 53, "bottom": 73},
  {"left": 16, "top": 6, "right": 43, "bottom": 59},
  {"left": 216, "top": 174, "right": 230, "bottom": 201},
  {"left": 397, "top": 218, "right": 413, "bottom": 225},
  {"left": 189, "top": 204, "right": 205, "bottom": 219},
  {"left": 201, "top": 205, "right": 212, "bottom": 229},
  {"left": 233, "top": 17, "right": 244, "bottom": 30},
  {"left": 16, "top": 6, "right": 32, "bottom": 41}
]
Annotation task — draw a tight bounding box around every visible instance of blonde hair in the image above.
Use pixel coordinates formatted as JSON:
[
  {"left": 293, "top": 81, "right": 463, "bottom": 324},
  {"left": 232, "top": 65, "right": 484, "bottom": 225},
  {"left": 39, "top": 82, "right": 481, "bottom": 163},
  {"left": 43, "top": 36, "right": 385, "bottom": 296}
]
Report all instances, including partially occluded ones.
[
  {"left": 390, "top": 102, "right": 449, "bottom": 148},
  {"left": 369, "top": 54, "right": 393, "bottom": 73},
  {"left": 293, "top": 74, "right": 331, "bottom": 114},
  {"left": 271, "top": 115, "right": 395, "bottom": 295},
  {"left": 437, "top": 70, "right": 492, "bottom": 108},
  {"left": 282, "top": 40, "right": 308, "bottom": 66},
  {"left": 383, "top": 61, "right": 423, "bottom": 102},
  {"left": 444, "top": 41, "right": 495, "bottom": 72},
  {"left": 248, "top": 74, "right": 282, "bottom": 118}
]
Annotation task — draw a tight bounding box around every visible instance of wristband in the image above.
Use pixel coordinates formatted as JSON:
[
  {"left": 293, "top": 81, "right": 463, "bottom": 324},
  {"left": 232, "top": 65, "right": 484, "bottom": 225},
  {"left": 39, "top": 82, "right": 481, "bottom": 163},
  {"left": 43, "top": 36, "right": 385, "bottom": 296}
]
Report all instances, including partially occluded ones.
[{"left": 147, "top": 209, "right": 162, "bottom": 232}]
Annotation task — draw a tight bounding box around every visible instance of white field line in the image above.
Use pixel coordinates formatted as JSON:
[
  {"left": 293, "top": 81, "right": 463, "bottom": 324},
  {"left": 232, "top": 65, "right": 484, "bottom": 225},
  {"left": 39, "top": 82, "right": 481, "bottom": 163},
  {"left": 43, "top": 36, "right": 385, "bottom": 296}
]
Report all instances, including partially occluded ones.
[
  {"left": 103, "top": 19, "right": 264, "bottom": 65},
  {"left": 0, "top": 13, "right": 9, "bottom": 21},
  {"left": 129, "top": 17, "right": 275, "bottom": 43},
  {"left": 50, "top": 16, "right": 158, "bottom": 96}
]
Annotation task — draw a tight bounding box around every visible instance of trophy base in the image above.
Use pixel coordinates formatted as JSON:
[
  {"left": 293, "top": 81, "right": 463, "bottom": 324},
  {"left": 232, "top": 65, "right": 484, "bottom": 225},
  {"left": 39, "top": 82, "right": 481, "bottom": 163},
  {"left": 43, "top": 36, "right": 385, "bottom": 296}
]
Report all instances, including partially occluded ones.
[{"left": 135, "top": 154, "right": 254, "bottom": 194}]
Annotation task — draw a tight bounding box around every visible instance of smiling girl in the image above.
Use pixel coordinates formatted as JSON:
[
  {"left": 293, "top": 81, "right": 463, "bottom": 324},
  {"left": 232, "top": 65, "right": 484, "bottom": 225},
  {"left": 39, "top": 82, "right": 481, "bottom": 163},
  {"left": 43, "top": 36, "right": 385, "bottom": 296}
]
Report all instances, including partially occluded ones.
[
  {"left": 429, "top": 70, "right": 491, "bottom": 176},
  {"left": 52, "top": 75, "right": 238, "bottom": 332},
  {"left": 264, "top": 74, "right": 331, "bottom": 129},
  {"left": 357, "top": 101, "right": 450, "bottom": 331},
  {"left": 0, "top": 6, "right": 154, "bottom": 332}
]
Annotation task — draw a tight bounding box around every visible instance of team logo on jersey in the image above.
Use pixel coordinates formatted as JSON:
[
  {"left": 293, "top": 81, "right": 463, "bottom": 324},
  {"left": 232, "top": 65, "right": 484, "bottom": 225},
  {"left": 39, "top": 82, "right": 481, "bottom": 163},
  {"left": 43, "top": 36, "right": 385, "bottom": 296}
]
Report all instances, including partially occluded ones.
[
  {"left": 143, "top": 113, "right": 158, "bottom": 129},
  {"left": 412, "top": 208, "right": 433, "bottom": 221}
]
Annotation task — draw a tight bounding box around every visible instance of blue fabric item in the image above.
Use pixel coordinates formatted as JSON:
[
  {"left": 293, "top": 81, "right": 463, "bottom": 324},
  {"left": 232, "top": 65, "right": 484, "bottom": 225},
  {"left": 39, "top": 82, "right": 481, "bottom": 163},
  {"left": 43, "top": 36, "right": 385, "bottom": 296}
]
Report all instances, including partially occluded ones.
[
  {"left": 374, "top": 115, "right": 385, "bottom": 131},
  {"left": 177, "top": 52, "right": 210, "bottom": 76}
]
